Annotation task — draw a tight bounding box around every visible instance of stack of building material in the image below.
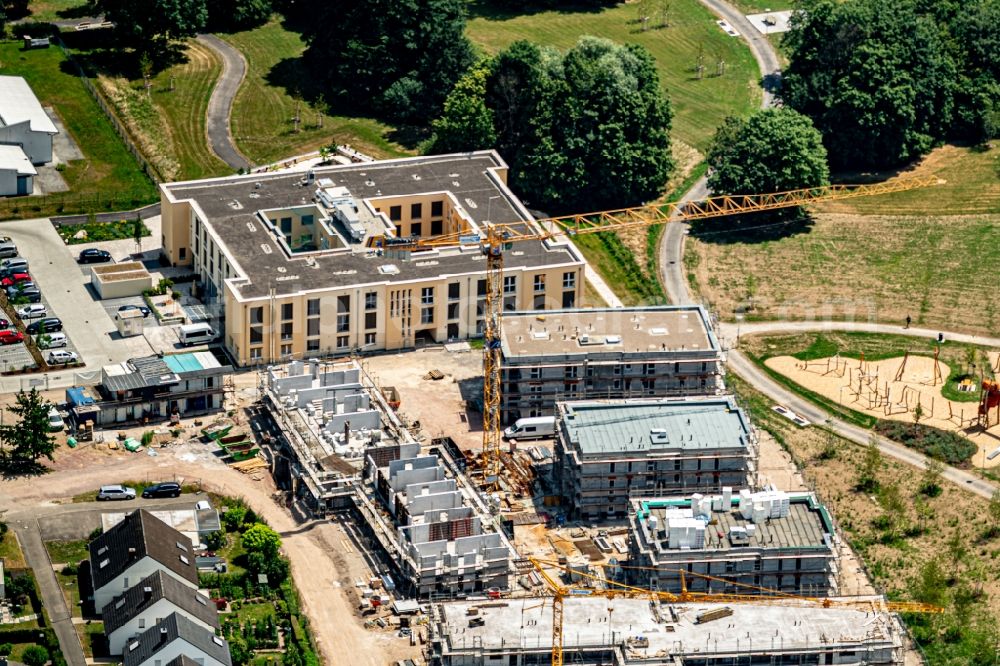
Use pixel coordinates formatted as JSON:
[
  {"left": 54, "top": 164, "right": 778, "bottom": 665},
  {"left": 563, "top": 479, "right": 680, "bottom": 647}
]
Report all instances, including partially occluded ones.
[{"left": 667, "top": 517, "right": 705, "bottom": 549}]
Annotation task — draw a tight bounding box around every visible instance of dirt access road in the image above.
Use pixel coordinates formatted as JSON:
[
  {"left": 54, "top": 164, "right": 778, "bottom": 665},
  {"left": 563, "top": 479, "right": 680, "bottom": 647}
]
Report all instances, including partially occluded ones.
[{"left": 0, "top": 441, "right": 416, "bottom": 666}]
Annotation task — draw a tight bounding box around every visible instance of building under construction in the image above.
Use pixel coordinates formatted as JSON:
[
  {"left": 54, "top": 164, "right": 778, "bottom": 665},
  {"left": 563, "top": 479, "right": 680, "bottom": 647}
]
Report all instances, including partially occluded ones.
[
  {"left": 427, "top": 596, "right": 905, "bottom": 666},
  {"left": 627, "top": 491, "right": 838, "bottom": 596}
]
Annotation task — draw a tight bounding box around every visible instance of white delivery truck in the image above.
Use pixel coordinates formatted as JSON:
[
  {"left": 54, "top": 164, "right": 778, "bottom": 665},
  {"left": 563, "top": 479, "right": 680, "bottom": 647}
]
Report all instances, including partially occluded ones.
[{"left": 502, "top": 416, "right": 556, "bottom": 440}]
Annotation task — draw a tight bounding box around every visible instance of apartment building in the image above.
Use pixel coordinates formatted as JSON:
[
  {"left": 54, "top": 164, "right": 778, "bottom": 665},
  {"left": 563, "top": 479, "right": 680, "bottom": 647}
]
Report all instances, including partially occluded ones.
[
  {"left": 500, "top": 306, "right": 722, "bottom": 423},
  {"left": 158, "top": 152, "right": 585, "bottom": 366},
  {"left": 555, "top": 397, "right": 756, "bottom": 521}
]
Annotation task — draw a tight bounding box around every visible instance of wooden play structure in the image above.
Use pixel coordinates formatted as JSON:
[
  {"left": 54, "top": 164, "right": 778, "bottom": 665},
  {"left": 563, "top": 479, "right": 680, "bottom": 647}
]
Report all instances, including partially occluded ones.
[
  {"left": 979, "top": 380, "right": 1000, "bottom": 429},
  {"left": 797, "top": 353, "right": 847, "bottom": 377}
]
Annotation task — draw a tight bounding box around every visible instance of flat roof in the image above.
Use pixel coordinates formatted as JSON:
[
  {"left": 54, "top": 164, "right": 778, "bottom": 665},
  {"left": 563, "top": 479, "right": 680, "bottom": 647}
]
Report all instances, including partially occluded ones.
[
  {"left": 0, "top": 145, "right": 38, "bottom": 176},
  {"left": 162, "top": 152, "right": 581, "bottom": 300},
  {"left": 163, "top": 351, "right": 223, "bottom": 373},
  {"left": 560, "top": 397, "right": 750, "bottom": 456},
  {"left": 438, "top": 597, "right": 898, "bottom": 656},
  {"left": 634, "top": 494, "right": 833, "bottom": 552},
  {"left": 0, "top": 76, "right": 58, "bottom": 134},
  {"left": 502, "top": 306, "right": 718, "bottom": 360}
]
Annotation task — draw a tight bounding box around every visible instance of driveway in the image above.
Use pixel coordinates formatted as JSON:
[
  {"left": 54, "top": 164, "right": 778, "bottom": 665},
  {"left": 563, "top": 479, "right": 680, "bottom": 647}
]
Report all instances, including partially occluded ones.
[{"left": 197, "top": 34, "right": 252, "bottom": 172}]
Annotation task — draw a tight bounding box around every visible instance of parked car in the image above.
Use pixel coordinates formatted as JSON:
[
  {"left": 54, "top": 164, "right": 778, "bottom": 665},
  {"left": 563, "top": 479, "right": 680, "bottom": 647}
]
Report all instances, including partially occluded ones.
[
  {"left": 78, "top": 248, "right": 112, "bottom": 264},
  {"left": 0, "top": 236, "right": 18, "bottom": 258},
  {"left": 47, "top": 350, "right": 77, "bottom": 364},
  {"left": 36, "top": 331, "right": 67, "bottom": 348},
  {"left": 0, "top": 257, "right": 27, "bottom": 273},
  {"left": 16, "top": 304, "right": 46, "bottom": 319},
  {"left": 47, "top": 406, "right": 64, "bottom": 432},
  {"left": 7, "top": 283, "right": 41, "bottom": 303},
  {"left": 0, "top": 330, "right": 24, "bottom": 345},
  {"left": 0, "top": 318, "right": 10, "bottom": 329},
  {"left": 1, "top": 272, "right": 31, "bottom": 287},
  {"left": 118, "top": 304, "right": 151, "bottom": 318},
  {"left": 141, "top": 482, "right": 182, "bottom": 498},
  {"left": 96, "top": 485, "right": 136, "bottom": 501},
  {"left": 27, "top": 317, "right": 63, "bottom": 334}
]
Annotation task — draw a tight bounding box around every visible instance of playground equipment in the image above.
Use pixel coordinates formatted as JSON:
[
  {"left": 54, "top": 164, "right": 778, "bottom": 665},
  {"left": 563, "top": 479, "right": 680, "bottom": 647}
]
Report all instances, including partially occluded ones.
[{"left": 979, "top": 380, "right": 1000, "bottom": 428}]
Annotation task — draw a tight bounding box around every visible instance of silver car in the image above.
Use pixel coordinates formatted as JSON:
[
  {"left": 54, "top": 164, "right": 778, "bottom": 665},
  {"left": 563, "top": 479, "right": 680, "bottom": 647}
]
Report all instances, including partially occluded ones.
[
  {"left": 97, "top": 485, "right": 136, "bottom": 501},
  {"left": 0, "top": 236, "right": 17, "bottom": 259}
]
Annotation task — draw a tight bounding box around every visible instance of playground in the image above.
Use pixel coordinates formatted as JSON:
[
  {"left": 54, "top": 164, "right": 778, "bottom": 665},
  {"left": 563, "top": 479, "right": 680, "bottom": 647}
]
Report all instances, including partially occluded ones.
[{"left": 765, "top": 350, "right": 1000, "bottom": 467}]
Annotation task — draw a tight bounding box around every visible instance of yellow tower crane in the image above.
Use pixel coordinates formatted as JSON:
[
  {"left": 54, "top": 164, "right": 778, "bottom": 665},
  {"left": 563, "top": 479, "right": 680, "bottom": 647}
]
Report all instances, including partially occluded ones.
[
  {"left": 528, "top": 557, "right": 941, "bottom": 666},
  {"left": 371, "top": 177, "right": 942, "bottom": 485}
]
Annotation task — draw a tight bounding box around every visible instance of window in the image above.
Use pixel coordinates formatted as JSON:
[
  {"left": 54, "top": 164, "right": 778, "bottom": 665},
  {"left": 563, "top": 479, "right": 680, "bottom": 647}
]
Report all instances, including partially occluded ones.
[
  {"left": 337, "top": 295, "right": 350, "bottom": 313},
  {"left": 533, "top": 295, "right": 546, "bottom": 310},
  {"left": 281, "top": 303, "right": 293, "bottom": 320},
  {"left": 337, "top": 314, "right": 350, "bottom": 333},
  {"left": 280, "top": 217, "right": 292, "bottom": 234},
  {"left": 281, "top": 343, "right": 292, "bottom": 357},
  {"left": 250, "top": 347, "right": 262, "bottom": 360},
  {"left": 529, "top": 367, "right": 541, "bottom": 379},
  {"left": 307, "top": 318, "right": 320, "bottom": 337},
  {"left": 421, "top": 307, "right": 434, "bottom": 324},
  {"left": 503, "top": 276, "right": 516, "bottom": 294},
  {"left": 307, "top": 339, "right": 320, "bottom": 352},
  {"left": 421, "top": 287, "right": 434, "bottom": 304},
  {"left": 307, "top": 299, "right": 320, "bottom": 316},
  {"left": 337, "top": 335, "right": 349, "bottom": 349},
  {"left": 431, "top": 200, "right": 443, "bottom": 217},
  {"left": 411, "top": 202, "right": 422, "bottom": 219},
  {"left": 448, "top": 282, "right": 461, "bottom": 300},
  {"left": 389, "top": 205, "right": 402, "bottom": 221},
  {"left": 365, "top": 292, "right": 378, "bottom": 310},
  {"left": 477, "top": 279, "right": 487, "bottom": 296},
  {"left": 565, "top": 366, "right": 578, "bottom": 379},
  {"left": 138, "top": 618, "right": 146, "bottom": 628},
  {"left": 562, "top": 291, "right": 576, "bottom": 308},
  {"left": 564, "top": 382, "right": 578, "bottom": 396},
  {"left": 533, "top": 274, "right": 546, "bottom": 292},
  {"left": 644, "top": 363, "right": 656, "bottom": 375},
  {"left": 562, "top": 271, "right": 576, "bottom": 289},
  {"left": 281, "top": 322, "right": 293, "bottom": 340},
  {"left": 250, "top": 326, "right": 263, "bottom": 344},
  {"left": 250, "top": 306, "right": 264, "bottom": 324},
  {"left": 301, "top": 214, "right": 314, "bottom": 226},
  {"left": 364, "top": 332, "right": 376, "bottom": 345},
  {"left": 447, "top": 302, "right": 460, "bottom": 320},
  {"left": 365, "top": 311, "right": 377, "bottom": 329},
  {"left": 411, "top": 222, "right": 422, "bottom": 236},
  {"left": 431, "top": 220, "right": 443, "bottom": 235},
  {"left": 179, "top": 247, "right": 187, "bottom": 260}
]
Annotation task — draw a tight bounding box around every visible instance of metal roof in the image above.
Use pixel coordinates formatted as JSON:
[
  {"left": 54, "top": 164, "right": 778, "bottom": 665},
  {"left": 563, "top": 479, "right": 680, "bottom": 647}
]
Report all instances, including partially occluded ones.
[
  {"left": 0, "top": 76, "right": 58, "bottom": 134},
  {"left": 0, "top": 145, "right": 38, "bottom": 176},
  {"left": 560, "top": 398, "right": 750, "bottom": 456},
  {"left": 102, "top": 356, "right": 181, "bottom": 393},
  {"left": 122, "top": 612, "right": 232, "bottom": 666}
]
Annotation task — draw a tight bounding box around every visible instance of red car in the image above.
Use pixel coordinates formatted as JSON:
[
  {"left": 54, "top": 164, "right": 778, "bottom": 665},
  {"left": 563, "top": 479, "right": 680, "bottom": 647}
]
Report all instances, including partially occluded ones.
[
  {"left": 0, "top": 329, "right": 24, "bottom": 345},
  {"left": 0, "top": 272, "right": 31, "bottom": 287}
]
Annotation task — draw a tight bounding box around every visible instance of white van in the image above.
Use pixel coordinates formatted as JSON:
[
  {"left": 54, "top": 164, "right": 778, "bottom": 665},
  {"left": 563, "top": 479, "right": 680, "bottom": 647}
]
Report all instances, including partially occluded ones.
[
  {"left": 502, "top": 416, "right": 556, "bottom": 440},
  {"left": 47, "top": 406, "right": 64, "bottom": 432},
  {"left": 37, "top": 332, "right": 67, "bottom": 349},
  {"left": 179, "top": 322, "right": 216, "bottom": 346}
]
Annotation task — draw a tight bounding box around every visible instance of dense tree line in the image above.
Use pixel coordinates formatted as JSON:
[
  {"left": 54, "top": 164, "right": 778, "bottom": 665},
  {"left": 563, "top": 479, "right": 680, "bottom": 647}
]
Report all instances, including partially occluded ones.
[
  {"left": 432, "top": 37, "right": 674, "bottom": 213},
  {"left": 783, "top": 0, "right": 1000, "bottom": 170}
]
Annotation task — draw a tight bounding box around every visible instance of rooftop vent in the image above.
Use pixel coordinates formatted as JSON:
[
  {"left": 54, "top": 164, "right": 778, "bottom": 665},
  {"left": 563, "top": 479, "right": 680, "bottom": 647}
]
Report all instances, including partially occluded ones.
[
  {"left": 606, "top": 335, "right": 622, "bottom": 344},
  {"left": 260, "top": 244, "right": 272, "bottom": 254},
  {"left": 649, "top": 327, "right": 668, "bottom": 336},
  {"left": 276, "top": 266, "right": 287, "bottom": 273},
  {"left": 248, "top": 191, "right": 260, "bottom": 199},
  {"left": 365, "top": 179, "right": 375, "bottom": 187},
  {"left": 531, "top": 331, "right": 550, "bottom": 341},
  {"left": 246, "top": 221, "right": 256, "bottom": 232},
  {"left": 452, "top": 181, "right": 461, "bottom": 188},
  {"left": 412, "top": 174, "right": 421, "bottom": 180},
  {"left": 228, "top": 200, "right": 243, "bottom": 210},
  {"left": 378, "top": 264, "right": 400, "bottom": 275},
  {"left": 650, "top": 429, "right": 669, "bottom": 444}
]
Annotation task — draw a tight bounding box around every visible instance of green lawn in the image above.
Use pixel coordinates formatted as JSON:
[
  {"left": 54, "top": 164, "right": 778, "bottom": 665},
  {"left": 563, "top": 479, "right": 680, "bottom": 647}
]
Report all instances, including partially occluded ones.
[
  {"left": 729, "top": 0, "right": 794, "bottom": 13},
  {"left": 57, "top": 218, "right": 151, "bottom": 244},
  {"left": 18, "top": 0, "right": 92, "bottom": 23},
  {"left": 44, "top": 539, "right": 90, "bottom": 565},
  {"left": 222, "top": 18, "right": 412, "bottom": 166},
  {"left": 0, "top": 530, "right": 27, "bottom": 568},
  {"left": 466, "top": 0, "right": 760, "bottom": 151},
  {"left": 0, "top": 40, "right": 156, "bottom": 219}
]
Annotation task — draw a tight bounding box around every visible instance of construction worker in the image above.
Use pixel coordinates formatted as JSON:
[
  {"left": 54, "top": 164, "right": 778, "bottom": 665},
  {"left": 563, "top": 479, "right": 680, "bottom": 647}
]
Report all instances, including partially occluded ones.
[{"left": 905, "top": 315, "right": 911, "bottom": 329}]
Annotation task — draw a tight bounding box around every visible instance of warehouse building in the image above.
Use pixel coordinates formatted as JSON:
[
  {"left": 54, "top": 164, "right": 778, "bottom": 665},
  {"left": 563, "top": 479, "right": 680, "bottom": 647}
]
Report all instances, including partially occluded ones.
[
  {"left": 555, "top": 397, "right": 756, "bottom": 520},
  {"left": 0, "top": 75, "right": 58, "bottom": 165},
  {"left": 429, "top": 596, "right": 905, "bottom": 666},
  {"left": 501, "top": 306, "right": 722, "bottom": 423},
  {"left": 158, "top": 152, "right": 585, "bottom": 366},
  {"left": 627, "top": 491, "right": 837, "bottom": 595}
]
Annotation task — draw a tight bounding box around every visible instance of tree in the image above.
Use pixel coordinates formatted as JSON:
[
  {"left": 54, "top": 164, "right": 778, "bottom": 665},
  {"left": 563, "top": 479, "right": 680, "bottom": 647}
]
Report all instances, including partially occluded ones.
[
  {"left": 912, "top": 402, "right": 924, "bottom": 424},
  {"left": 783, "top": 0, "right": 956, "bottom": 169},
  {"left": 878, "top": 482, "right": 908, "bottom": 538},
  {"left": 855, "top": 435, "right": 882, "bottom": 492},
  {"left": 430, "top": 61, "right": 497, "bottom": 153},
  {"left": 0, "top": 389, "right": 58, "bottom": 473},
  {"left": 241, "top": 522, "right": 281, "bottom": 558},
  {"left": 206, "top": 0, "right": 272, "bottom": 31},
  {"left": 912, "top": 558, "right": 946, "bottom": 607},
  {"left": 919, "top": 457, "right": 944, "bottom": 497},
  {"left": 133, "top": 215, "right": 144, "bottom": 254},
  {"left": 222, "top": 504, "right": 247, "bottom": 531},
  {"left": 987, "top": 489, "right": 1000, "bottom": 538},
  {"left": 0, "top": 643, "right": 13, "bottom": 657},
  {"left": 21, "top": 645, "right": 48, "bottom": 666},
  {"left": 706, "top": 108, "right": 829, "bottom": 196},
  {"left": 515, "top": 37, "right": 674, "bottom": 212},
  {"left": 228, "top": 633, "right": 252, "bottom": 665},
  {"left": 302, "top": 0, "right": 474, "bottom": 124},
  {"left": 97, "top": 0, "right": 207, "bottom": 54}
]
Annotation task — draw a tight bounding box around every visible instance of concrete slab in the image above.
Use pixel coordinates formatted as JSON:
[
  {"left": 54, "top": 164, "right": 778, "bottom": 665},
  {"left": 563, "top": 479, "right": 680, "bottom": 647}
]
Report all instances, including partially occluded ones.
[
  {"left": 46, "top": 106, "right": 85, "bottom": 162},
  {"left": 33, "top": 164, "right": 70, "bottom": 194},
  {"left": 746, "top": 10, "right": 795, "bottom": 34}
]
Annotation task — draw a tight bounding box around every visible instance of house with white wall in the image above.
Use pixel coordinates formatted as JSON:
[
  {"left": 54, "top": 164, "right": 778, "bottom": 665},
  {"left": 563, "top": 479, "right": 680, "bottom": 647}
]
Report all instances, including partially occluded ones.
[
  {"left": 0, "top": 75, "right": 57, "bottom": 165},
  {"left": 122, "top": 612, "right": 232, "bottom": 666},
  {"left": 89, "top": 509, "right": 199, "bottom": 611}
]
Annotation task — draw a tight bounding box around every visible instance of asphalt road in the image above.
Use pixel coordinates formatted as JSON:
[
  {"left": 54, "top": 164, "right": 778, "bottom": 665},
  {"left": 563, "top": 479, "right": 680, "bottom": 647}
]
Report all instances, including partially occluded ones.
[
  {"left": 659, "top": 0, "right": 782, "bottom": 305},
  {"left": 197, "top": 34, "right": 253, "bottom": 172}
]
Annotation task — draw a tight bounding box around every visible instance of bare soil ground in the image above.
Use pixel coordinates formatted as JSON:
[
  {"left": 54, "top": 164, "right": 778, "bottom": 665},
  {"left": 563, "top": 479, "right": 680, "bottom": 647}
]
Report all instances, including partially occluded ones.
[{"left": 765, "top": 354, "right": 1000, "bottom": 467}]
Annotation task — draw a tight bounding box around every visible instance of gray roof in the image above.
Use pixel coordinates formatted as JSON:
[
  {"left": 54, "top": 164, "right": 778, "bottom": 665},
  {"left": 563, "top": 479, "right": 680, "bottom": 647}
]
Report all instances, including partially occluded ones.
[
  {"left": 102, "top": 569, "right": 219, "bottom": 635},
  {"left": 0, "top": 145, "right": 37, "bottom": 175},
  {"left": 89, "top": 509, "right": 199, "bottom": 591},
  {"left": 162, "top": 152, "right": 582, "bottom": 300},
  {"left": 0, "top": 76, "right": 58, "bottom": 134},
  {"left": 164, "top": 657, "right": 204, "bottom": 666},
  {"left": 103, "top": 356, "right": 181, "bottom": 393},
  {"left": 559, "top": 397, "right": 750, "bottom": 457},
  {"left": 123, "top": 612, "right": 232, "bottom": 666}
]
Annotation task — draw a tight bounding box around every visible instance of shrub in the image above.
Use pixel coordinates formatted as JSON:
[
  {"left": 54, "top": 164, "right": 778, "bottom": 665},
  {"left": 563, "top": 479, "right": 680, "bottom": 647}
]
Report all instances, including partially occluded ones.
[
  {"left": 61, "top": 564, "right": 78, "bottom": 576},
  {"left": 0, "top": 643, "right": 13, "bottom": 657},
  {"left": 88, "top": 527, "right": 104, "bottom": 541},
  {"left": 22, "top": 645, "right": 49, "bottom": 666},
  {"left": 874, "top": 421, "right": 978, "bottom": 465}
]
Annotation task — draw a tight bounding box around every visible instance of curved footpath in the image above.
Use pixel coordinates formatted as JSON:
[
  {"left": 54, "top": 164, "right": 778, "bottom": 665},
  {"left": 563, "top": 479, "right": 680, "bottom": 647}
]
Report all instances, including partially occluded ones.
[
  {"left": 659, "top": 0, "right": 782, "bottom": 305},
  {"left": 197, "top": 34, "right": 253, "bottom": 172}
]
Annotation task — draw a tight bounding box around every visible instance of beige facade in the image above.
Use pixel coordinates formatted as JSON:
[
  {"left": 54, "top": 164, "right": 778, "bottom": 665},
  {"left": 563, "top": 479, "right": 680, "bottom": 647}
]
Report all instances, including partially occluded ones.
[{"left": 159, "top": 152, "right": 585, "bottom": 366}]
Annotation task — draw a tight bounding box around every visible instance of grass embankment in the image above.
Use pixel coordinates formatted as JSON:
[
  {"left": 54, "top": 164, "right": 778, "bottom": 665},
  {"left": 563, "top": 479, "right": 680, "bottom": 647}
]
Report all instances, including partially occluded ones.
[
  {"left": 0, "top": 529, "right": 27, "bottom": 568},
  {"left": 16, "top": 0, "right": 91, "bottom": 23},
  {"left": 0, "top": 40, "right": 156, "bottom": 219},
  {"left": 44, "top": 539, "right": 90, "bottom": 565},
  {"left": 223, "top": 18, "right": 411, "bottom": 166},
  {"left": 729, "top": 373, "right": 1000, "bottom": 664},
  {"left": 740, "top": 331, "right": 996, "bottom": 434},
  {"left": 57, "top": 218, "right": 151, "bottom": 244}
]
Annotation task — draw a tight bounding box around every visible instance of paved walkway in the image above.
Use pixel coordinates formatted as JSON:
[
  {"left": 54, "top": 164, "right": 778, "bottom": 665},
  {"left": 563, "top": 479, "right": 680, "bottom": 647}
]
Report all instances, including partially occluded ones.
[
  {"left": 659, "top": 0, "right": 783, "bottom": 305},
  {"left": 197, "top": 34, "right": 252, "bottom": 172}
]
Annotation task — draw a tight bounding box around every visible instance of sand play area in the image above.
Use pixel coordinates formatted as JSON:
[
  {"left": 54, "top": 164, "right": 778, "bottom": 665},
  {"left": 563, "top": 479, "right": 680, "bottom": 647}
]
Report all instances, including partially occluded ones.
[{"left": 766, "top": 352, "right": 1000, "bottom": 467}]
